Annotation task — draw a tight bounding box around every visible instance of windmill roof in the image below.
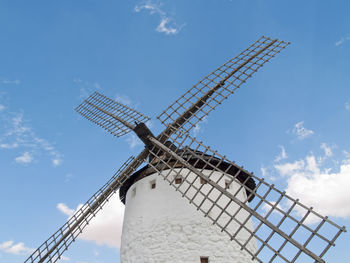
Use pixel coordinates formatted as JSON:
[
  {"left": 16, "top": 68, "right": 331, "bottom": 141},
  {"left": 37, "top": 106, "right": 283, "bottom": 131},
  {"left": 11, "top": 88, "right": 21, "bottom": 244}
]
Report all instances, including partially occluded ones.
[{"left": 119, "top": 148, "right": 256, "bottom": 204}]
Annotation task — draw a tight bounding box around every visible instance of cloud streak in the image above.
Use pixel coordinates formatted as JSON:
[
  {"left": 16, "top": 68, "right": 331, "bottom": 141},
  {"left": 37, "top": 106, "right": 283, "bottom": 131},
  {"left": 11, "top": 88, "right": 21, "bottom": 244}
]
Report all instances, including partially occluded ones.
[
  {"left": 0, "top": 241, "right": 33, "bottom": 255},
  {"left": 335, "top": 35, "right": 350, "bottom": 46},
  {"left": 125, "top": 133, "right": 142, "bottom": 149},
  {"left": 192, "top": 117, "right": 208, "bottom": 137},
  {"left": 73, "top": 78, "right": 102, "bottom": 100},
  {"left": 345, "top": 100, "right": 350, "bottom": 111},
  {"left": 134, "top": 1, "right": 184, "bottom": 35},
  {"left": 0, "top": 79, "right": 21, "bottom": 85},
  {"left": 15, "top": 152, "right": 33, "bottom": 164},
  {"left": 291, "top": 121, "right": 314, "bottom": 140},
  {"left": 274, "top": 145, "right": 287, "bottom": 162},
  {"left": 0, "top": 108, "right": 63, "bottom": 166}
]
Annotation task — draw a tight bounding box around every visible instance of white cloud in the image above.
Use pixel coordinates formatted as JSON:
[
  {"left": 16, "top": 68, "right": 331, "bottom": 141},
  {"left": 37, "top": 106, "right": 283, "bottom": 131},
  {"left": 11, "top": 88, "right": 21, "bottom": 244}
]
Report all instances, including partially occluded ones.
[
  {"left": 57, "top": 194, "right": 125, "bottom": 249},
  {"left": 79, "top": 87, "right": 90, "bottom": 99},
  {"left": 0, "top": 104, "right": 5, "bottom": 111},
  {"left": 0, "top": 142, "right": 18, "bottom": 149},
  {"left": 33, "top": 137, "right": 63, "bottom": 167},
  {"left": 318, "top": 143, "right": 334, "bottom": 163},
  {"left": 49, "top": 255, "right": 70, "bottom": 263},
  {"left": 262, "top": 201, "right": 284, "bottom": 216},
  {"left": 125, "top": 133, "right": 142, "bottom": 149},
  {"left": 73, "top": 78, "right": 83, "bottom": 84},
  {"left": 1, "top": 79, "right": 21, "bottom": 85},
  {"left": 193, "top": 117, "right": 208, "bottom": 136},
  {"left": 156, "top": 17, "right": 180, "bottom": 35},
  {"left": 274, "top": 159, "right": 305, "bottom": 177},
  {"left": 134, "top": 1, "right": 184, "bottom": 35},
  {"left": 274, "top": 151, "right": 350, "bottom": 224},
  {"left": 345, "top": 101, "right": 350, "bottom": 111},
  {"left": 115, "top": 94, "right": 132, "bottom": 106},
  {"left": 52, "top": 158, "right": 63, "bottom": 167},
  {"left": 291, "top": 121, "right": 314, "bottom": 140},
  {"left": 320, "top": 143, "right": 333, "bottom": 157},
  {"left": 260, "top": 166, "right": 278, "bottom": 181},
  {"left": 344, "top": 150, "right": 350, "bottom": 159},
  {"left": 274, "top": 145, "right": 288, "bottom": 162},
  {"left": 0, "top": 241, "right": 33, "bottom": 255},
  {"left": 335, "top": 35, "right": 350, "bottom": 46},
  {"left": 64, "top": 173, "right": 74, "bottom": 183},
  {"left": 15, "top": 152, "right": 33, "bottom": 164},
  {"left": 0, "top": 110, "right": 63, "bottom": 167},
  {"left": 57, "top": 203, "right": 75, "bottom": 217},
  {"left": 73, "top": 78, "right": 102, "bottom": 99},
  {"left": 58, "top": 255, "right": 70, "bottom": 262}
]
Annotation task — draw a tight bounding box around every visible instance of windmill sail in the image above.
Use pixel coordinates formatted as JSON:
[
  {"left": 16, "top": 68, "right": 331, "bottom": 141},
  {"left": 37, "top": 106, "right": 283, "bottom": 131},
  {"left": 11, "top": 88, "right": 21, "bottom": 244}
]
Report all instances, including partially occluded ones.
[
  {"left": 146, "top": 130, "right": 346, "bottom": 263},
  {"left": 25, "top": 153, "right": 148, "bottom": 263},
  {"left": 25, "top": 36, "right": 346, "bottom": 263},
  {"left": 158, "top": 36, "right": 290, "bottom": 136},
  {"left": 76, "top": 92, "right": 150, "bottom": 137}
]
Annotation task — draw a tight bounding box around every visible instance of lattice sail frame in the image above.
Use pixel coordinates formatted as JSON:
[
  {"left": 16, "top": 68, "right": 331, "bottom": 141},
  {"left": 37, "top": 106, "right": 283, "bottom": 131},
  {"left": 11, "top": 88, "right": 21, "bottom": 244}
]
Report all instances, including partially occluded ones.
[
  {"left": 146, "top": 129, "right": 346, "bottom": 263},
  {"left": 25, "top": 152, "right": 149, "bottom": 263},
  {"left": 24, "top": 36, "right": 346, "bottom": 263},
  {"left": 158, "top": 36, "right": 290, "bottom": 134},
  {"left": 76, "top": 92, "right": 150, "bottom": 137}
]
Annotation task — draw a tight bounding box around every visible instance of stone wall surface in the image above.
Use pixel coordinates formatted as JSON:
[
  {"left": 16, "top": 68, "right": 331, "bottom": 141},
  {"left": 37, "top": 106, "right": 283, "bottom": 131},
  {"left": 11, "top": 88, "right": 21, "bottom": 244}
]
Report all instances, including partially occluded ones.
[{"left": 120, "top": 170, "right": 256, "bottom": 263}]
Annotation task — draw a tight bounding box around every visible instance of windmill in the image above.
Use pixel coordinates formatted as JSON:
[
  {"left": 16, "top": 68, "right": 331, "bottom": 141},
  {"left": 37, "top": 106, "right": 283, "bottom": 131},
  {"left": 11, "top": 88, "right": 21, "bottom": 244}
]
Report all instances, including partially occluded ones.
[{"left": 25, "top": 36, "right": 346, "bottom": 263}]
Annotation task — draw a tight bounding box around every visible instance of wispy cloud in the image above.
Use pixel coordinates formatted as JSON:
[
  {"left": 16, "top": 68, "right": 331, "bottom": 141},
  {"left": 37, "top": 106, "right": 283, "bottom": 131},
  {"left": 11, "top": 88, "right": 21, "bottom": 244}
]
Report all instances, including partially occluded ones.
[
  {"left": 262, "top": 201, "right": 284, "bottom": 216},
  {"left": 57, "top": 203, "right": 75, "bottom": 217},
  {"left": 273, "top": 146, "right": 350, "bottom": 224},
  {"left": 73, "top": 78, "right": 102, "bottom": 99},
  {"left": 260, "top": 166, "right": 267, "bottom": 177},
  {"left": 0, "top": 241, "right": 33, "bottom": 255},
  {"left": 15, "top": 152, "right": 33, "bottom": 164},
  {"left": 0, "top": 79, "right": 21, "bottom": 85},
  {"left": 115, "top": 94, "right": 132, "bottom": 106},
  {"left": 335, "top": 35, "right": 350, "bottom": 46},
  {"left": 0, "top": 108, "right": 63, "bottom": 166},
  {"left": 58, "top": 255, "right": 70, "bottom": 262},
  {"left": 50, "top": 254, "right": 70, "bottom": 262},
  {"left": 0, "top": 104, "right": 5, "bottom": 111},
  {"left": 0, "top": 142, "right": 18, "bottom": 149},
  {"left": 192, "top": 117, "right": 208, "bottom": 137},
  {"left": 320, "top": 142, "right": 333, "bottom": 158},
  {"left": 64, "top": 173, "right": 74, "bottom": 183},
  {"left": 345, "top": 100, "right": 350, "bottom": 111},
  {"left": 60, "top": 255, "right": 70, "bottom": 261},
  {"left": 125, "top": 133, "right": 142, "bottom": 149},
  {"left": 134, "top": 1, "right": 184, "bottom": 35},
  {"left": 274, "top": 145, "right": 288, "bottom": 162},
  {"left": 291, "top": 121, "right": 314, "bottom": 140},
  {"left": 57, "top": 193, "right": 125, "bottom": 249},
  {"left": 344, "top": 150, "right": 350, "bottom": 159}
]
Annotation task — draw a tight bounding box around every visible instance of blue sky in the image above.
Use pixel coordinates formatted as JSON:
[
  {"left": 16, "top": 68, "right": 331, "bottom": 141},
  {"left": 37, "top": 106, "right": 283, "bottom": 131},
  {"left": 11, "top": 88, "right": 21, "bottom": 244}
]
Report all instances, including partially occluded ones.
[{"left": 1, "top": 0, "right": 349, "bottom": 262}]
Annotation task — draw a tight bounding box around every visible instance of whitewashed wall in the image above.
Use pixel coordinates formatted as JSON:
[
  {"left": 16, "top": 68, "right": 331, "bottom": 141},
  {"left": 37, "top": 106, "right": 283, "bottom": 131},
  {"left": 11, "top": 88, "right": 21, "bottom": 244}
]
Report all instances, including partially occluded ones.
[{"left": 120, "top": 169, "right": 257, "bottom": 263}]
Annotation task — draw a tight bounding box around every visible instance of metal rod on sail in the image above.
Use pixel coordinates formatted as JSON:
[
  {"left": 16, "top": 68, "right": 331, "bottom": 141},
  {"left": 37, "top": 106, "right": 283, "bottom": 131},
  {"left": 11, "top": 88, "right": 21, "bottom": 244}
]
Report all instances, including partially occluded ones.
[
  {"left": 85, "top": 101, "right": 136, "bottom": 130},
  {"left": 158, "top": 38, "right": 278, "bottom": 142},
  {"left": 147, "top": 136, "right": 325, "bottom": 263}
]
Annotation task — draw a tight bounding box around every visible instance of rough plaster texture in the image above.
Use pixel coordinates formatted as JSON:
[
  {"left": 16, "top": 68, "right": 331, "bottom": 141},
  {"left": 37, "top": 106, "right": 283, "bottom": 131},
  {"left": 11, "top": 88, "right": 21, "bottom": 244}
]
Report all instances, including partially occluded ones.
[{"left": 120, "top": 170, "right": 257, "bottom": 263}]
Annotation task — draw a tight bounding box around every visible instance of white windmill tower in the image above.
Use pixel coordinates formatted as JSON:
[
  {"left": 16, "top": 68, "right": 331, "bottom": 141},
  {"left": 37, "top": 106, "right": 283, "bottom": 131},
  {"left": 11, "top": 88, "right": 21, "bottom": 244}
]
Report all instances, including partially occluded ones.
[
  {"left": 119, "top": 147, "right": 257, "bottom": 263},
  {"left": 24, "top": 36, "right": 346, "bottom": 263}
]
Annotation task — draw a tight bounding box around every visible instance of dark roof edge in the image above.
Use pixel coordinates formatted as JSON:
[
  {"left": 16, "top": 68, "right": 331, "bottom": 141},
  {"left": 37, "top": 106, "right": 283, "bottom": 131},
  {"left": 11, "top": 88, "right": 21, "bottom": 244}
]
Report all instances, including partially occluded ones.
[{"left": 119, "top": 158, "right": 256, "bottom": 204}]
